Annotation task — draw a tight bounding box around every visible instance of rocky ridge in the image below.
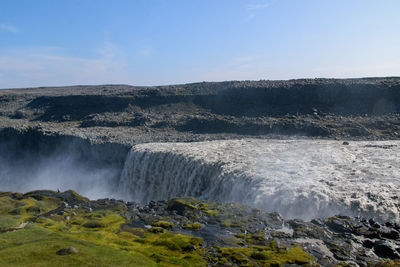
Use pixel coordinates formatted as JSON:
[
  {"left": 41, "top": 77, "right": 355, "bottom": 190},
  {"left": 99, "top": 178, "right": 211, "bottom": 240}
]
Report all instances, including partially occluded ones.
[{"left": 0, "top": 77, "right": 399, "bottom": 144}]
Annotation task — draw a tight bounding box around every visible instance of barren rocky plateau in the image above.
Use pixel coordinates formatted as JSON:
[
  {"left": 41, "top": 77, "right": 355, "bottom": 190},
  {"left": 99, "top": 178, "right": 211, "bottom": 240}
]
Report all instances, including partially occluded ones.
[{"left": 0, "top": 77, "right": 399, "bottom": 145}]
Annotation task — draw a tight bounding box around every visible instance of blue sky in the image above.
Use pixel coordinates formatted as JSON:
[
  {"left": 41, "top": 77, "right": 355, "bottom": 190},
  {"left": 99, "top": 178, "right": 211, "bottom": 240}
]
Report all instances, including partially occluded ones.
[{"left": 0, "top": 0, "right": 399, "bottom": 88}]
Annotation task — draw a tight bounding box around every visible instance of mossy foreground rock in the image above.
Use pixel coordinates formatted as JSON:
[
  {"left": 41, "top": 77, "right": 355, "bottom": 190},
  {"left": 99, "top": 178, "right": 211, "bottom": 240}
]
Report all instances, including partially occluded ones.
[
  {"left": 56, "top": 246, "right": 78, "bottom": 255},
  {"left": 0, "top": 191, "right": 399, "bottom": 266}
]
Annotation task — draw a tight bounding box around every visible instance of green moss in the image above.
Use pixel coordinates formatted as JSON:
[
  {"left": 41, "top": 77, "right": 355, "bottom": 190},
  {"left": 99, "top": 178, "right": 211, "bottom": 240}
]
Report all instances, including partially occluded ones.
[
  {"left": 0, "top": 192, "right": 13, "bottom": 197},
  {"left": 23, "top": 190, "right": 89, "bottom": 204},
  {"left": 374, "top": 260, "right": 400, "bottom": 267},
  {"left": 8, "top": 208, "right": 22, "bottom": 215},
  {"left": 251, "top": 251, "right": 271, "bottom": 260},
  {"left": 170, "top": 236, "right": 192, "bottom": 251},
  {"left": 198, "top": 202, "right": 219, "bottom": 216},
  {"left": 152, "top": 239, "right": 181, "bottom": 251},
  {"left": 230, "top": 221, "right": 243, "bottom": 228},
  {"left": 148, "top": 226, "right": 165, "bottom": 233},
  {"left": 167, "top": 197, "right": 199, "bottom": 217},
  {"left": 0, "top": 224, "right": 157, "bottom": 267},
  {"left": 214, "top": 242, "right": 314, "bottom": 266},
  {"left": 26, "top": 206, "right": 41, "bottom": 214},
  {"left": 220, "top": 219, "right": 231, "bottom": 227},
  {"left": 0, "top": 216, "right": 20, "bottom": 230},
  {"left": 1, "top": 192, "right": 317, "bottom": 267},
  {"left": 120, "top": 224, "right": 146, "bottom": 237},
  {"left": 153, "top": 220, "right": 173, "bottom": 229},
  {"left": 235, "top": 233, "right": 246, "bottom": 238},
  {"left": 183, "top": 222, "right": 202, "bottom": 230},
  {"left": 0, "top": 194, "right": 60, "bottom": 231},
  {"left": 203, "top": 209, "right": 219, "bottom": 216},
  {"left": 294, "top": 224, "right": 307, "bottom": 233},
  {"left": 82, "top": 220, "right": 105, "bottom": 228}
]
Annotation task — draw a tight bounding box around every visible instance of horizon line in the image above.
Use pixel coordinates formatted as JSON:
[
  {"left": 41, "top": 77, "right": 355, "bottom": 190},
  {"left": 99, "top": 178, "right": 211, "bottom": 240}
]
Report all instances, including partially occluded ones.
[{"left": 1, "top": 76, "right": 400, "bottom": 91}]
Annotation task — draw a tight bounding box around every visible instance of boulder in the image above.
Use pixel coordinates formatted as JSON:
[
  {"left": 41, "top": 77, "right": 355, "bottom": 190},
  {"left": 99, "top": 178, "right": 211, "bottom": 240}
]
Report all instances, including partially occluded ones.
[
  {"left": 373, "top": 240, "right": 400, "bottom": 259},
  {"left": 379, "top": 228, "right": 400, "bottom": 240},
  {"left": 56, "top": 247, "right": 78, "bottom": 255}
]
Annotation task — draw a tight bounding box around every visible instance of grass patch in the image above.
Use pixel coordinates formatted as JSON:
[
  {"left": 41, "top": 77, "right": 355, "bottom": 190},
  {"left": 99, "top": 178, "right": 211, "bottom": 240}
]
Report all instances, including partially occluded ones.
[{"left": 0, "top": 224, "right": 156, "bottom": 267}]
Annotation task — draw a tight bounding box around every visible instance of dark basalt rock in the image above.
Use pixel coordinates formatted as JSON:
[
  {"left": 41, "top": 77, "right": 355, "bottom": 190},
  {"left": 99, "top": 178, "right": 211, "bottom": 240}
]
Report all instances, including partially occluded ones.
[
  {"left": 120, "top": 196, "right": 400, "bottom": 265},
  {"left": 379, "top": 228, "right": 400, "bottom": 240},
  {"left": 363, "top": 239, "right": 375, "bottom": 249},
  {"left": 374, "top": 240, "right": 400, "bottom": 259},
  {"left": 325, "top": 215, "right": 354, "bottom": 234},
  {"left": 167, "top": 197, "right": 197, "bottom": 216}
]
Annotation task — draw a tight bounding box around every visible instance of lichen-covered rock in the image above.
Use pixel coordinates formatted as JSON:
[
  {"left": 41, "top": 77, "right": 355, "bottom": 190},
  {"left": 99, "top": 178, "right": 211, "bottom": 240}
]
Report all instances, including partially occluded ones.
[{"left": 167, "top": 197, "right": 198, "bottom": 216}]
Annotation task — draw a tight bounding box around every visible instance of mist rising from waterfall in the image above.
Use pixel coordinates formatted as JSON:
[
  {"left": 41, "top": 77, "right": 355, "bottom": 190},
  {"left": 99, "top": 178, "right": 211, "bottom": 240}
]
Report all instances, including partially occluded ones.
[
  {"left": 0, "top": 132, "right": 127, "bottom": 199},
  {"left": 1, "top": 131, "right": 399, "bottom": 222}
]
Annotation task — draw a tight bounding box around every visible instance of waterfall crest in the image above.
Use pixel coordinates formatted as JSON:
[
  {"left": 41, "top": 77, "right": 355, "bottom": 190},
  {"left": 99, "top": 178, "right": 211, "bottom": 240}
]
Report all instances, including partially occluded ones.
[{"left": 118, "top": 139, "right": 400, "bottom": 222}]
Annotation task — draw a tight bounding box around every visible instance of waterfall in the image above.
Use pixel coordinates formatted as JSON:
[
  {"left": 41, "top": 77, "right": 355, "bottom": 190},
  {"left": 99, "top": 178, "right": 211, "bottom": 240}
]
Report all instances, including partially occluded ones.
[
  {"left": 118, "top": 139, "right": 400, "bottom": 222},
  {"left": 117, "top": 148, "right": 256, "bottom": 204}
]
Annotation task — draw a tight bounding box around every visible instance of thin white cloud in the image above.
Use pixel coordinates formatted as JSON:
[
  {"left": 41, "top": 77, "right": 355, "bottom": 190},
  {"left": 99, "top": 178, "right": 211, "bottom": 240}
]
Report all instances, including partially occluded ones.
[
  {"left": 245, "top": 1, "right": 272, "bottom": 20},
  {"left": 0, "top": 45, "right": 138, "bottom": 88},
  {"left": 96, "top": 42, "right": 122, "bottom": 59},
  {"left": 138, "top": 48, "right": 154, "bottom": 56},
  {"left": 192, "top": 52, "right": 400, "bottom": 82},
  {"left": 232, "top": 56, "right": 256, "bottom": 64},
  {"left": 246, "top": 2, "right": 271, "bottom": 11},
  {"left": 246, "top": 13, "right": 256, "bottom": 20},
  {"left": 0, "top": 23, "right": 18, "bottom": 33}
]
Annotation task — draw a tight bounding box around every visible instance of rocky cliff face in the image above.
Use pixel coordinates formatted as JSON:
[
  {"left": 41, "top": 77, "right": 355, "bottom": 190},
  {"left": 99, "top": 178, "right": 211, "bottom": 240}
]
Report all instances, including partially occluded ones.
[
  {"left": 0, "top": 128, "right": 129, "bottom": 199},
  {"left": 1, "top": 77, "right": 399, "bottom": 143}
]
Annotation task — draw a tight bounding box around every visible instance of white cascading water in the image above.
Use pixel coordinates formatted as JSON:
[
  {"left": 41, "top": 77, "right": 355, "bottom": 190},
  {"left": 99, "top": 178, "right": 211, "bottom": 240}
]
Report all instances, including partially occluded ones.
[{"left": 118, "top": 139, "right": 400, "bottom": 222}]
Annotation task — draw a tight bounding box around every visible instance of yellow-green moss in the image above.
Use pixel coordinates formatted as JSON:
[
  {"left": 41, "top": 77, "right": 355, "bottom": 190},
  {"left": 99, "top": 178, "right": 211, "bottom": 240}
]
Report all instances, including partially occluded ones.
[
  {"left": 0, "top": 224, "right": 157, "bottom": 267},
  {"left": 220, "top": 219, "right": 231, "bottom": 227},
  {"left": 203, "top": 209, "right": 219, "bottom": 216},
  {"left": 373, "top": 260, "right": 400, "bottom": 267},
  {"left": 33, "top": 205, "right": 207, "bottom": 266},
  {"left": 1, "top": 193, "right": 317, "bottom": 267},
  {"left": 0, "top": 194, "right": 59, "bottom": 230},
  {"left": 82, "top": 220, "right": 105, "bottom": 228},
  {"left": 153, "top": 220, "right": 174, "bottom": 229},
  {"left": 215, "top": 243, "right": 314, "bottom": 266},
  {"left": 183, "top": 222, "right": 202, "bottom": 230}
]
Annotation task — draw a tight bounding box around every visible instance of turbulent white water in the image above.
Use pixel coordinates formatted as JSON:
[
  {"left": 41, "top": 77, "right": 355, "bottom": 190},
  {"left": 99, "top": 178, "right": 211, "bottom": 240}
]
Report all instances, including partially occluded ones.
[{"left": 118, "top": 139, "right": 400, "bottom": 222}]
